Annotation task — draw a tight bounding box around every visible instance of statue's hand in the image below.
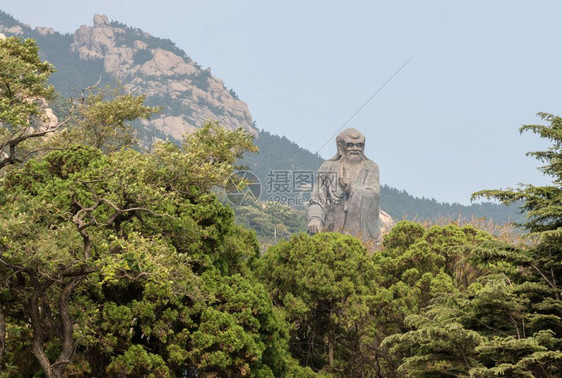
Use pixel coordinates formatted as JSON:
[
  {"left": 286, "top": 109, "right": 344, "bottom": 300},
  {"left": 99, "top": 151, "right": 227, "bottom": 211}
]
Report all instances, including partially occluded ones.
[
  {"left": 308, "top": 218, "right": 323, "bottom": 234},
  {"left": 339, "top": 177, "right": 351, "bottom": 193}
]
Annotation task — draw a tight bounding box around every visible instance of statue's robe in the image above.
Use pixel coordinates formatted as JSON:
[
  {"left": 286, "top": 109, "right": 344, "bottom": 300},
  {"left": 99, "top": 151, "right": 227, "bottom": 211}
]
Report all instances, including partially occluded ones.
[{"left": 308, "top": 158, "right": 381, "bottom": 241}]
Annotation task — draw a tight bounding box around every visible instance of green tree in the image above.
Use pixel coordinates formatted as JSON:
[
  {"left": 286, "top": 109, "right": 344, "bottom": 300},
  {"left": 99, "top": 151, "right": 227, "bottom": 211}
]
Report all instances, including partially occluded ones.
[
  {"left": 382, "top": 302, "right": 483, "bottom": 377},
  {"left": 0, "top": 36, "right": 159, "bottom": 172},
  {"left": 259, "top": 232, "right": 380, "bottom": 375},
  {"left": 0, "top": 36, "right": 56, "bottom": 169},
  {"left": 373, "top": 221, "right": 496, "bottom": 376},
  {"left": 380, "top": 114, "right": 562, "bottom": 377},
  {"left": 0, "top": 35, "right": 308, "bottom": 378},
  {"left": 53, "top": 85, "right": 160, "bottom": 153},
  {"left": 375, "top": 222, "right": 492, "bottom": 329},
  {"left": 470, "top": 112, "right": 562, "bottom": 376},
  {"left": 233, "top": 202, "right": 307, "bottom": 250},
  {"left": 0, "top": 122, "right": 296, "bottom": 377}
]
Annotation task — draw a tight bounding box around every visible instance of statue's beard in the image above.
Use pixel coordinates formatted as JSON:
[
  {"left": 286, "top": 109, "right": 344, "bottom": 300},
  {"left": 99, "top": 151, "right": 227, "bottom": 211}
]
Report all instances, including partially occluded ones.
[
  {"left": 343, "top": 151, "right": 365, "bottom": 165},
  {"left": 340, "top": 152, "right": 365, "bottom": 181},
  {"left": 347, "top": 153, "right": 364, "bottom": 164}
]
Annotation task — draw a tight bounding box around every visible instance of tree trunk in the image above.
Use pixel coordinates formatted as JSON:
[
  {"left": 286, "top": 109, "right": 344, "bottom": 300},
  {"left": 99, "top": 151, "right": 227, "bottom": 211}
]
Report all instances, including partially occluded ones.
[
  {"left": 328, "top": 336, "right": 334, "bottom": 368},
  {"left": 0, "top": 303, "right": 5, "bottom": 368},
  {"left": 52, "top": 276, "right": 85, "bottom": 377},
  {"left": 29, "top": 278, "right": 56, "bottom": 378}
]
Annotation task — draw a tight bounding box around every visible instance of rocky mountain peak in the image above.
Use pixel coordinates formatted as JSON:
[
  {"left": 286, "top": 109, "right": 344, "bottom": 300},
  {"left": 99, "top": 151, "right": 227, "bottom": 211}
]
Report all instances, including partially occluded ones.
[
  {"left": 0, "top": 12, "right": 257, "bottom": 142},
  {"left": 93, "top": 14, "right": 110, "bottom": 26}
]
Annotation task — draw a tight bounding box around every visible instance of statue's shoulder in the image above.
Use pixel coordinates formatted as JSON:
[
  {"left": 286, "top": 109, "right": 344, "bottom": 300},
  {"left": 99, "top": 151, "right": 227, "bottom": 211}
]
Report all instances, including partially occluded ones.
[
  {"left": 364, "top": 159, "right": 379, "bottom": 170},
  {"left": 318, "top": 159, "right": 338, "bottom": 172}
]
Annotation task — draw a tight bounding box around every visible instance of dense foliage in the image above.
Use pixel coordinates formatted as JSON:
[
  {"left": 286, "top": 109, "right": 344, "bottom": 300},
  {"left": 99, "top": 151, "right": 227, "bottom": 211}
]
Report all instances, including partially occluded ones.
[
  {"left": 0, "top": 124, "right": 307, "bottom": 377},
  {"left": 0, "top": 37, "right": 300, "bottom": 377},
  {"left": 233, "top": 203, "right": 307, "bottom": 250},
  {"left": 0, "top": 36, "right": 56, "bottom": 169},
  {"left": 252, "top": 115, "right": 562, "bottom": 375},
  {"left": 1, "top": 34, "right": 561, "bottom": 377},
  {"left": 259, "top": 233, "right": 379, "bottom": 374}
]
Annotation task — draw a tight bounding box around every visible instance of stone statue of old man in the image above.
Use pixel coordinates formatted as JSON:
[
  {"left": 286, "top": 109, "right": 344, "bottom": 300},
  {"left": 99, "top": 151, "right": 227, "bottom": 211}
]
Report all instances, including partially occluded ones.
[{"left": 308, "top": 128, "right": 381, "bottom": 241}]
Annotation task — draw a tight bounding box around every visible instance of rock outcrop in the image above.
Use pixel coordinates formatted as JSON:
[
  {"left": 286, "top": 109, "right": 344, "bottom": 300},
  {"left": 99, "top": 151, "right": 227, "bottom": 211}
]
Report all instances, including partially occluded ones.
[
  {"left": 68, "top": 14, "right": 256, "bottom": 140},
  {"left": 379, "top": 209, "right": 395, "bottom": 236},
  {"left": 0, "top": 13, "right": 257, "bottom": 141}
]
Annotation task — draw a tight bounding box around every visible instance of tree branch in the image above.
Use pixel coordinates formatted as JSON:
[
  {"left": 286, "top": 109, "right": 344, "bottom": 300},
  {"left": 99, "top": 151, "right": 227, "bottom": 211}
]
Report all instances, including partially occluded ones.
[
  {"left": 0, "top": 100, "right": 77, "bottom": 170},
  {"left": 531, "top": 264, "right": 556, "bottom": 289}
]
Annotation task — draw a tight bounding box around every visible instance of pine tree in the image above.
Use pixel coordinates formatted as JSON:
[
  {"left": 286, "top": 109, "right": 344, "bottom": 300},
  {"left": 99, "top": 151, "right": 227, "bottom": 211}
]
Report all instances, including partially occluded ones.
[{"left": 470, "top": 113, "right": 562, "bottom": 375}]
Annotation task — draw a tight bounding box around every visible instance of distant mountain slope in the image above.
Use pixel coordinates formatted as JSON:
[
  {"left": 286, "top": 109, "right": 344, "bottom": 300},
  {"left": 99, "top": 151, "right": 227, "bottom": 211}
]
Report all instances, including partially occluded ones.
[
  {"left": 242, "top": 128, "right": 325, "bottom": 180},
  {"left": 0, "top": 11, "right": 257, "bottom": 143},
  {"left": 380, "top": 185, "right": 522, "bottom": 223}
]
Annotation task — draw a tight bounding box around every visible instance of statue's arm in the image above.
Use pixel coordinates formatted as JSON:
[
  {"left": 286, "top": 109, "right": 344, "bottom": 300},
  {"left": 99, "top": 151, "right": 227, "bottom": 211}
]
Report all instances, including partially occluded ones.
[{"left": 308, "top": 168, "right": 328, "bottom": 232}]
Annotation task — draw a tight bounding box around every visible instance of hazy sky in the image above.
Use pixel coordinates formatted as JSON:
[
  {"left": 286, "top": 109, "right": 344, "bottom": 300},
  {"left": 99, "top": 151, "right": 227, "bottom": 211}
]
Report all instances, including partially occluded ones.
[{"left": 2, "top": 1, "right": 560, "bottom": 204}]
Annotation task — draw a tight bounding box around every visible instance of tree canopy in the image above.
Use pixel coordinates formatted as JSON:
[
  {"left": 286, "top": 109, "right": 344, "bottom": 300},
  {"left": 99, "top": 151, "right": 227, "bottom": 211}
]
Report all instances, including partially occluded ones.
[
  {"left": 2, "top": 35, "right": 561, "bottom": 378},
  {"left": 0, "top": 36, "right": 56, "bottom": 169}
]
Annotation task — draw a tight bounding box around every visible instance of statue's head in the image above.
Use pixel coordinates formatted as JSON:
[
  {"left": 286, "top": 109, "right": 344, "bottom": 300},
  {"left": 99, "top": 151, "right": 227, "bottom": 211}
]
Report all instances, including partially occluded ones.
[{"left": 334, "top": 128, "right": 366, "bottom": 162}]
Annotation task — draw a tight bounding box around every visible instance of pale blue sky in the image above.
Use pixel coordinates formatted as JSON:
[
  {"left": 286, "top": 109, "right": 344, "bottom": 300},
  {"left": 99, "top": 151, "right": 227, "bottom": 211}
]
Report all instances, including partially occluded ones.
[{"left": 2, "top": 1, "right": 560, "bottom": 204}]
